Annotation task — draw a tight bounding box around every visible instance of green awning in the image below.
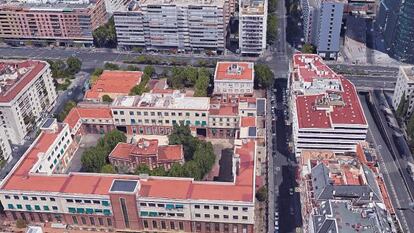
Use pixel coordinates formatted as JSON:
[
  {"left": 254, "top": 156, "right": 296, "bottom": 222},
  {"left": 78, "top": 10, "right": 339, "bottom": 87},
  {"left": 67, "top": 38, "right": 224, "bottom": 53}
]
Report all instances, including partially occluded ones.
[
  {"left": 68, "top": 207, "right": 76, "bottom": 213},
  {"left": 86, "top": 208, "right": 93, "bottom": 214},
  {"left": 140, "top": 211, "right": 149, "bottom": 216},
  {"left": 103, "top": 209, "right": 111, "bottom": 216},
  {"left": 149, "top": 212, "right": 158, "bottom": 217},
  {"left": 166, "top": 204, "right": 174, "bottom": 210},
  {"left": 76, "top": 208, "right": 85, "bottom": 214}
]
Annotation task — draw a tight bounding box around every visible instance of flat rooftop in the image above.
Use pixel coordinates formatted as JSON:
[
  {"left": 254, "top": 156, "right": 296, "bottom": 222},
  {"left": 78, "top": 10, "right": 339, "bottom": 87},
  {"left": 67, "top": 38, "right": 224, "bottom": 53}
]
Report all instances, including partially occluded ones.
[
  {"left": 401, "top": 66, "right": 414, "bottom": 81},
  {"left": 0, "top": 60, "right": 47, "bottom": 103},
  {"left": 138, "top": 0, "right": 225, "bottom": 7},
  {"left": 240, "top": 0, "right": 265, "bottom": 15},
  {"left": 0, "top": 0, "right": 94, "bottom": 10},
  {"left": 112, "top": 91, "right": 210, "bottom": 110},
  {"left": 214, "top": 62, "right": 254, "bottom": 81}
]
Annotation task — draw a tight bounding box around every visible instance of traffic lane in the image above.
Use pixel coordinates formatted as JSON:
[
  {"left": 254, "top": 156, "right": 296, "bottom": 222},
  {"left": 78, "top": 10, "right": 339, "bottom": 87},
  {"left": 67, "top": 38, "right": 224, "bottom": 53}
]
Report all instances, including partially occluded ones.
[
  {"left": 360, "top": 94, "right": 414, "bottom": 232},
  {"left": 347, "top": 78, "right": 395, "bottom": 89}
]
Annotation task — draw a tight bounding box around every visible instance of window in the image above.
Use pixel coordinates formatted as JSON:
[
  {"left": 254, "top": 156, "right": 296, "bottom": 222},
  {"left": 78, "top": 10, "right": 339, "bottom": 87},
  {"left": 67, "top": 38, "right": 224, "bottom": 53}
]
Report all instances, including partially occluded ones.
[
  {"left": 50, "top": 197, "right": 56, "bottom": 202},
  {"left": 120, "top": 111, "right": 124, "bottom": 115},
  {"left": 84, "top": 200, "right": 91, "bottom": 204},
  {"left": 202, "top": 113, "right": 206, "bottom": 117},
  {"left": 152, "top": 220, "right": 157, "bottom": 228},
  {"left": 196, "top": 222, "right": 201, "bottom": 232},
  {"left": 43, "top": 206, "right": 49, "bottom": 211},
  {"left": 151, "top": 112, "right": 155, "bottom": 116},
  {"left": 144, "top": 112, "right": 148, "bottom": 116},
  {"left": 242, "top": 216, "right": 248, "bottom": 220},
  {"left": 17, "top": 204, "right": 22, "bottom": 209},
  {"left": 113, "top": 111, "right": 118, "bottom": 115},
  {"left": 157, "top": 204, "right": 165, "bottom": 208},
  {"left": 205, "top": 214, "right": 210, "bottom": 218},
  {"left": 143, "top": 220, "right": 149, "bottom": 228},
  {"left": 13, "top": 195, "right": 19, "bottom": 200},
  {"left": 223, "top": 206, "right": 229, "bottom": 211},
  {"left": 4, "top": 195, "right": 10, "bottom": 199},
  {"left": 90, "top": 217, "right": 95, "bottom": 225},
  {"left": 98, "top": 218, "right": 104, "bottom": 226},
  {"left": 25, "top": 205, "right": 32, "bottom": 210},
  {"left": 204, "top": 205, "right": 210, "bottom": 209},
  {"left": 107, "top": 218, "right": 112, "bottom": 226},
  {"left": 177, "top": 213, "right": 184, "bottom": 217},
  {"left": 233, "top": 207, "right": 238, "bottom": 211},
  {"left": 214, "top": 206, "right": 219, "bottom": 210},
  {"left": 161, "top": 221, "right": 166, "bottom": 229},
  {"left": 75, "top": 199, "right": 82, "bottom": 203},
  {"left": 7, "top": 204, "right": 13, "bottom": 209},
  {"left": 233, "top": 216, "right": 239, "bottom": 220},
  {"left": 129, "top": 111, "right": 134, "bottom": 115},
  {"left": 215, "top": 223, "right": 220, "bottom": 232},
  {"left": 52, "top": 206, "right": 58, "bottom": 210},
  {"left": 93, "top": 200, "right": 100, "bottom": 204},
  {"left": 72, "top": 216, "right": 78, "bottom": 225},
  {"left": 120, "top": 198, "right": 130, "bottom": 228},
  {"left": 195, "top": 205, "right": 200, "bottom": 209},
  {"left": 195, "top": 113, "right": 200, "bottom": 117},
  {"left": 32, "top": 197, "right": 37, "bottom": 201},
  {"left": 140, "top": 203, "right": 147, "bottom": 207},
  {"left": 214, "top": 214, "right": 219, "bottom": 219},
  {"left": 148, "top": 203, "right": 156, "bottom": 207},
  {"left": 242, "top": 207, "right": 248, "bottom": 212},
  {"left": 223, "top": 215, "right": 229, "bottom": 219},
  {"left": 81, "top": 217, "right": 86, "bottom": 225},
  {"left": 40, "top": 197, "right": 46, "bottom": 201},
  {"left": 66, "top": 199, "right": 73, "bottom": 203},
  {"left": 170, "top": 222, "right": 175, "bottom": 230},
  {"left": 102, "top": 200, "right": 110, "bottom": 206},
  {"left": 195, "top": 213, "right": 201, "bottom": 218}
]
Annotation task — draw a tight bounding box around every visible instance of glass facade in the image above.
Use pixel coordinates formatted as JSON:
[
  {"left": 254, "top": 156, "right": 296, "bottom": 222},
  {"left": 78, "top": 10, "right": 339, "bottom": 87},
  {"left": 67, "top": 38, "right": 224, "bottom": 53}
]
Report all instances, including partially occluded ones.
[{"left": 390, "top": 0, "right": 414, "bottom": 63}]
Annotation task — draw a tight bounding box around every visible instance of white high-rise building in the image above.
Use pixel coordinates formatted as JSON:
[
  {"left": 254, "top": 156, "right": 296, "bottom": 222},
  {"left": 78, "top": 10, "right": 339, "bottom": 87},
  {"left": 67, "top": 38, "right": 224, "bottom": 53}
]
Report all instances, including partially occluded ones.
[
  {"left": 239, "top": 0, "right": 267, "bottom": 55},
  {"left": 114, "top": 0, "right": 227, "bottom": 53},
  {"left": 392, "top": 66, "right": 414, "bottom": 118},
  {"left": 0, "top": 60, "right": 57, "bottom": 145},
  {"left": 301, "top": 0, "right": 344, "bottom": 59}
]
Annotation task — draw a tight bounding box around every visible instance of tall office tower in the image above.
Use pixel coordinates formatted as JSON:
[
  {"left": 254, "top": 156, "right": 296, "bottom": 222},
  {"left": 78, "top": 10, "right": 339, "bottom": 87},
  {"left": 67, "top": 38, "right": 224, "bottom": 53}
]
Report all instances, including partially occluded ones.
[
  {"left": 114, "top": 0, "right": 227, "bottom": 53},
  {"left": 238, "top": 0, "right": 267, "bottom": 56},
  {"left": 301, "top": 0, "right": 344, "bottom": 59}
]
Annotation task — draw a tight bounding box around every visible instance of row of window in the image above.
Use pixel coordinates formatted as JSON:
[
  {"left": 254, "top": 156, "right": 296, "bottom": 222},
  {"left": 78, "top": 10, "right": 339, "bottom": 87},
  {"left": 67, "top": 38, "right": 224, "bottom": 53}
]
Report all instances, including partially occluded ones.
[
  {"left": 142, "top": 219, "right": 184, "bottom": 231},
  {"left": 7, "top": 203, "right": 58, "bottom": 211},
  {"left": 5, "top": 195, "right": 55, "bottom": 202},
  {"left": 194, "top": 205, "right": 249, "bottom": 212},
  {"left": 72, "top": 215, "right": 112, "bottom": 227},
  {"left": 115, "top": 118, "right": 207, "bottom": 126},
  {"left": 68, "top": 207, "right": 111, "bottom": 216},
  {"left": 113, "top": 110, "right": 207, "bottom": 118},
  {"left": 140, "top": 211, "right": 185, "bottom": 218},
  {"left": 66, "top": 199, "right": 110, "bottom": 206},
  {"left": 194, "top": 213, "right": 248, "bottom": 221},
  {"left": 139, "top": 203, "right": 184, "bottom": 209}
]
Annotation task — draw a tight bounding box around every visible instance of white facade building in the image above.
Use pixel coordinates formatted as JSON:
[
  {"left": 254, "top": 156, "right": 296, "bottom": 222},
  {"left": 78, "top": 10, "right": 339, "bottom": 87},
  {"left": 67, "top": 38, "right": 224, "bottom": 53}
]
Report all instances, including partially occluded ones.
[
  {"left": 0, "top": 60, "right": 57, "bottom": 145},
  {"left": 104, "top": 0, "right": 131, "bottom": 14},
  {"left": 392, "top": 66, "right": 414, "bottom": 118},
  {"left": 301, "top": 0, "right": 344, "bottom": 59},
  {"left": 114, "top": 0, "right": 227, "bottom": 53},
  {"left": 213, "top": 62, "right": 254, "bottom": 95},
  {"left": 239, "top": 0, "right": 267, "bottom": 55},
  {"left": 0, "top": 127, "right": 12, "bottom": 162},
  {"left": 290, "top": 54, "right": 368, "bottom": 156}
]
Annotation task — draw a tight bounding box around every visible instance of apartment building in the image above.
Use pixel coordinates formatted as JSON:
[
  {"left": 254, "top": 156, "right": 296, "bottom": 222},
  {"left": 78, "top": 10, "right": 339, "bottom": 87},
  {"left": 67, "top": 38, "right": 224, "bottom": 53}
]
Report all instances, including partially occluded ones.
[
  {"left": 0, "top": 60, "right": 57, "bottom": 144},
  {"left": 301, "top": 0, "right": 344, "bottom": 59},
  {"left": 213, "top": 62, "right": 254, "bottom": 96},
  {"left": 0, "top": 0, "right": 107, "bottom": 46},
  {"left": 0, "top": 128, "right": 12, "bottom": 162},
  {"left": 111, "top": 92, "right": 210, "bottom": 136},
  {"left": 290, "top": 54, "right": 368, "bottom": 155},
  {"left": 299, "top": 150, "right": 396, "bottom": 233},
  {"left": 392, "top": 66, "right": 414, "bottom": 118},
  {"left": 109, "top": 138, "right": 184, "bottom": 172},
  {"left": 239, "top": 0, "right": 267, "bottom": 55},
  {"left": 114, "top": 0, "right": 227, "bottom": 53},
  {"left": 85, "top": 70, "right": 142, "bottom": 102},
  {"left": 104, "top": 0, "right": 131, "bottom": 14},
  {"left": 0, "top": 122, "right": 257, "bottom": 232}
]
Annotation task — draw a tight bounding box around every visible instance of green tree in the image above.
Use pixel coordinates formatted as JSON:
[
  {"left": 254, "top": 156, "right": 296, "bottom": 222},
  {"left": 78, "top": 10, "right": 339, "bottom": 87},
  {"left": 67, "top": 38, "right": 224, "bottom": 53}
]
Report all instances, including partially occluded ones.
[
  {"left": 194, "top": 68, "right": 211, "bottom": 97},
  {"left": 92, "top": 67, "right": 104, "bottom": 76},
  {"left": 150, "top": 166, "right": 167, "bottom": 176},
  {"left": 101, "top": 164, "right": 116, "bottom": 173},
  {"left": 256, "top": 186, "right": 268, "bottom": 202},
  {"left": 268, "top": 0, "right": 278, "bottom": 13},
  {"left": 81, "top": 146, "right": 109, "bottom": 173},
  {"left": 125, "top": 65, "right": 140, "bottom": 71},
  {"left": 130, "top": 73, "right": 151, "bottom": 95},
  {"left": 254, "top": 64, "right": 274, "bottom": 89},
  {"left": 101, "top": 129, "right": 127, "bottom": 151},
  {"left": 102, "top": 95, "right": 113, "bottom": 103},
  {"left": 135, "top": 164, "right": 151, "bottom": 175},
  {"left": 144, "top": 65, "right": 155, "bottom": 77},
  {"left": 92, "top": 17, "right": 117, "bottom": 48},
  {"left": 168, "top": 163, "right": 185, "bottom": 177},
  {"left": 66, "top": 57, "right": 82, "bottom": 75},
  {"left": 301, "top": 44, "right": 316, "bottom": 54},
  {"left": 104, "top": 62, "right": 120, "bottom": 70},
  {"left": 267, "top": 14, "right": 278, "bottom": 45},
  {"left": 169, "top": 124, "right": 198, "bottom": 161},
  {"left": 58, "top": 100, "right": 76, "bottom": 122}
]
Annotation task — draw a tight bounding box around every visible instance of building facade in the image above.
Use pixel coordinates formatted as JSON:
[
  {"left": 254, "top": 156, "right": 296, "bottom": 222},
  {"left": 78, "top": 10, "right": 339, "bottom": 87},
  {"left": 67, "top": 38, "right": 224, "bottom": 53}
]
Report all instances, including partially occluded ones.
[
  {"left": 213, "top": 62, "right": 254, "bottom": 96},
  {"left": 0, "top": 0, "right": 107, "bottom": 46},
  {"left": 239, "top": 0, "right": 267, "bottom": 56},
  {"left": 290, "top": 54, "right": 368, "bottom": 156},
  {"left": 109, "top": 138, "right": 184, "bottom": 172},
  {"left": 114, "top": 0, "right": 227, "bottom": 53},
  {"left": 301, "top": 0, "right": 344, "bottom": 59},
  {"left": 0, "top": 60, "right": 57, "bottom": 144},
  {"left": 392, "top": 66, "right": 414, "bottom": 118}
]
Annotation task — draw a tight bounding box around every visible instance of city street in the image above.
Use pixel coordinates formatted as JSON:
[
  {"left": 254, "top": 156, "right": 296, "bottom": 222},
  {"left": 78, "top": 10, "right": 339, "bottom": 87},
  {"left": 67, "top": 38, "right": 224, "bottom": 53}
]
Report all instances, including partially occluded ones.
[{"left": 360, "top": 93, "right": 414, "bottom": 232}]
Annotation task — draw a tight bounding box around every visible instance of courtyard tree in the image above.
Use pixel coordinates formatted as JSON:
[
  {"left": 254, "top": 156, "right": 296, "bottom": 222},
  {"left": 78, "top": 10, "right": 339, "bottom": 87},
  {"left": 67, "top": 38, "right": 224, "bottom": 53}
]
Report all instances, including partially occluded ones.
[{"left": 254, "top": 64, "right": 274, "bottom": 89}]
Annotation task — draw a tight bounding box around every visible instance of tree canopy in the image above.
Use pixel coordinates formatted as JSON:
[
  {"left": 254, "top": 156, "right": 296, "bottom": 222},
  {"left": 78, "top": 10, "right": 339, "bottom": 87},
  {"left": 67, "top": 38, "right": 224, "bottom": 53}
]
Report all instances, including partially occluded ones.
[
  {"left": 254, "top": 64, "right": 274, "bottom": 89},
  {"left": 101, "top": 164, "right": 116, "bottom": 173},
  {"left": 167, "top": 66, "right": 212, "bottom": 96},
  {"left": 57, "top": 100, "right": 76, "bottom": 122},
  {"left": 92, "top": 17, "right": 117, "bottom": 48},
  {"left": 256, "top": 186, "right": 268, "bottom": 202},
  {"left": 102, "top": 95, "right": 113, "bottom": 103},
  {"left": 104, "top": 62, "right": 120, "bottom": 70},
  {"left": 301, "top": 44, "right": 316, "bottom": 54},
  {"left": 66, "top": 57, "right": 82, "bottom": 75},
  {"left": 267, "top": 14, "right": 278, "bottom": 45}
]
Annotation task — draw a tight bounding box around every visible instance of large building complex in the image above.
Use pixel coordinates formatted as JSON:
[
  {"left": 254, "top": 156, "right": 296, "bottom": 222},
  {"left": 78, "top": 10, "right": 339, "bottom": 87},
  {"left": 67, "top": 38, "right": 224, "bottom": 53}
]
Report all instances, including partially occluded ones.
[
  {"left": 301, "top": 0, "right": 344, "bottom": 59},
  {"left": 392, "top": 66, "right": 414, "bottom": 118},
  {"left": 0, "top": 60, "right": 57, "bottom": 145},
  {"left": 114, "top": 0, "right": 227, "bottom": 53},
  {"left": 0, "top": 0, "right": 108, "bottom": 46},
  {"left": 290, "top": 54, "right": 368, "bottom": 155},
  {"left": 377, "top": 0, "right": 414, "bottom": 64},
  {"left": 213, "top": 62, "right": 254, "bottom": 95},
  {"left": 238, "top": 0, "right": 267, "bottom": 55}
]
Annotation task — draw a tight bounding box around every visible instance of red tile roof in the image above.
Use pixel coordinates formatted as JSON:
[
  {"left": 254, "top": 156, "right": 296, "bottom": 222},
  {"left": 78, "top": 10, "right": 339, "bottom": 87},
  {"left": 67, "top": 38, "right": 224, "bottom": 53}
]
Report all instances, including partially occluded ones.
[
  {"left": 0, "top": 60, "right": 47, "bottom": 103},
  {"left": 293, "top": 54, "right": 367, "bottom": 129},
  {"left": 85, "top": 70, "right": 142, "bottom": 100},
  {"left": 158, "top": 145, "right": 183, "bottom": 161},
  {"left": 209, "top": 105, "right": 238, "bottom": 116},
  {"left": 64, "top": 106, "right": 113, "bottom": 129},
  {"left": 215, "top": 62, "right": 254, "bottom": 81},
  {"left": 240, "top": 116, "right": 256, "bottom": 127}
]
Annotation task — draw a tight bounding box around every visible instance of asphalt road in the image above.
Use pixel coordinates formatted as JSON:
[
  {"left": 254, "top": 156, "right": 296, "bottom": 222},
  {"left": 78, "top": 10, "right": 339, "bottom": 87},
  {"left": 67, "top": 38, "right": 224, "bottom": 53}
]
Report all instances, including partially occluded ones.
[{"left": 360, "top": 93, "right": 414, "bottom": 233}]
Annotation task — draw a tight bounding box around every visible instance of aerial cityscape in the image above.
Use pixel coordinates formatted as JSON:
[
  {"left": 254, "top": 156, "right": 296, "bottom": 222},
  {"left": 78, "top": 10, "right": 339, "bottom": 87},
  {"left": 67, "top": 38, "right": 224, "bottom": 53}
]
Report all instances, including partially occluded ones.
[{"left": 0, "top": 0, "right": 413, "bottom": 232}]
